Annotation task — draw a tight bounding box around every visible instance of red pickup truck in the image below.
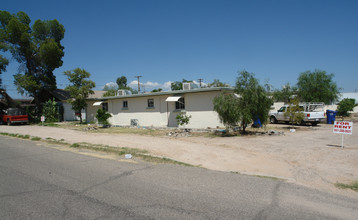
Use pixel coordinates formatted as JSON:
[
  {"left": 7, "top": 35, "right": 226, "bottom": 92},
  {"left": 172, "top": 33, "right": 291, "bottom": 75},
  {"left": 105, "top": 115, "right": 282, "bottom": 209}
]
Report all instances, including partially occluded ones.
[{"left": 1, "top": 108, "right": 29, "bottom": 125}]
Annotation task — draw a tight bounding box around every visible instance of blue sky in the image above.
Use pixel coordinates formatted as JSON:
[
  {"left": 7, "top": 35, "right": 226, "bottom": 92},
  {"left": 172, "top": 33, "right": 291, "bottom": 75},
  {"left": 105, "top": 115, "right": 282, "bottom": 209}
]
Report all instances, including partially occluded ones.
[{"left": 2, "top": 0, "right": 358, "bottom": 98}]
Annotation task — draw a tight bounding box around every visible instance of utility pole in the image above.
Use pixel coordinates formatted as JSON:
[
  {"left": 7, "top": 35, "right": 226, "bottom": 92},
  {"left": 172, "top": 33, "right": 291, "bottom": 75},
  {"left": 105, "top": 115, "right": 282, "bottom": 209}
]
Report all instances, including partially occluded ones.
[
  {"left": 198, "top": 78, "right": 203, "bottom": 88},
  {"left": 134, "top": 75, "right": 142, "bottom": 93}
]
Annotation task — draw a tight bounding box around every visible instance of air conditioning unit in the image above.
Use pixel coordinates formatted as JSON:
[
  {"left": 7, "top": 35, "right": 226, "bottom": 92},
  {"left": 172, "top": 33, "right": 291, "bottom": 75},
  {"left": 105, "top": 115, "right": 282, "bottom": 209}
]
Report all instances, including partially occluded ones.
[
  {"left": 117, "top": 90, "right": 126, "bottom": 96},
  {"left": 183, "top": 83, "right": 191, "bottom": 90},
  {"left": 182, "top": 82, "right": 199, "bottom": 90}
]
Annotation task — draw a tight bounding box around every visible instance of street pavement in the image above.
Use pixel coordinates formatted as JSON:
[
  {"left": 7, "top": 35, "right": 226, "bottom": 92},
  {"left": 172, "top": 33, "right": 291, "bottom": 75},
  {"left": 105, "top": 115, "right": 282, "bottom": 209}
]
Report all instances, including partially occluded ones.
[{"left": 0, "top": 136, "right": 357, "bottom": 219}]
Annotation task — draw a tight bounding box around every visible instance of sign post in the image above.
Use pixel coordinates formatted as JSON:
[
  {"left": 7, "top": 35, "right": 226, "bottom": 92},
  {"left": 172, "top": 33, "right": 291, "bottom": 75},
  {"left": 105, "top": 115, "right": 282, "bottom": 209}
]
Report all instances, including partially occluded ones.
[
  {"left": 41, "top": 115, "right": 45, "bottom": 126},
  {"left": 333, "top": 121, "right": 353, "bottom": 148}
]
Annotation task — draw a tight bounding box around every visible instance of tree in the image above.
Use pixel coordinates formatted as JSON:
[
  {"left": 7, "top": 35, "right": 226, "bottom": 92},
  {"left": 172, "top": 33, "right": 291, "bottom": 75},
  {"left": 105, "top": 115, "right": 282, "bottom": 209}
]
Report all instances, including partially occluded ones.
[
  {"left": 337, "top": 98, "right": 357, "bottom": 120},
  {"left": 283, "top": 97, "right": 305, "bottom": 126},
  {"left": 272, "top": 83, "right": 297, "bottom": 103},
  {"left": 0, "top": 10, "right": 65, "bottom": 112},
  {"left": 96, "top": 108, "right": 112, "bottom": 127},
  {"left": 235, "top": 71, "right": 272, "bottom": 134},
  {"left": 64, "top": 68, "right": 95, "bottom": 124},
  {"left": 213, "top": 93, "right": 241, "bottom": 130},
  {"left": 103, "top": 83, "right": 117, "bottom": 97},
  {"left": 171, "top": 79, "right": 192, "bottom": 91},
  {"left": 297, "top": 70, "right": 339, "bottom": 104},
  {"left": 116, "top": 76, "right": 127, "bottom": 89},
  {"left": 151, "top": 88, "right": 162, "bottom": 93},
  {"left": 207, "top": 79, "right": 230, "bottom": 88},
  {"left": 176, "top": 113, "right": 191, "bottom": 128},
  {"left": 42, "top": 98, "right": 59, "bottom": 122}
]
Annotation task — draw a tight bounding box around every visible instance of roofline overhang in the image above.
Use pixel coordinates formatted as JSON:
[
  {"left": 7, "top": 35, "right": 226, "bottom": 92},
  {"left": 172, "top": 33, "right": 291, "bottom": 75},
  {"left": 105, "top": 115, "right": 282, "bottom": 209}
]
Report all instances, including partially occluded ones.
[{"left": 86, "top": 87, "right": 234, "bottom": 101}]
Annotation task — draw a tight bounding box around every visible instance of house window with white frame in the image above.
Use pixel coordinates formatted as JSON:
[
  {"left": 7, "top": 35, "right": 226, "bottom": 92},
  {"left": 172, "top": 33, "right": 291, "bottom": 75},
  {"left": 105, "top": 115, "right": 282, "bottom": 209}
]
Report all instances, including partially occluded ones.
[
  {"left": 175, "top": 98, "right": 185, "bottom": 110},
  {"left": 102, "top": 103, "right": 108, "bottom": 112},
  {"left": 147, "top": 99, "right": 154, "bottom": 108},
  {"left": 122, "top": 100, "right": 128, "bottom": 109}
]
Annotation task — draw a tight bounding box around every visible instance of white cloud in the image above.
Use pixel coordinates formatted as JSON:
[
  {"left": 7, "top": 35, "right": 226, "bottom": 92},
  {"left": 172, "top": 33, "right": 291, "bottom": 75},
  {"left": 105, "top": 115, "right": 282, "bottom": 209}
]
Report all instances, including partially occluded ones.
[{"left": 128, "top": 80, "right": 173, "bottom": 91}]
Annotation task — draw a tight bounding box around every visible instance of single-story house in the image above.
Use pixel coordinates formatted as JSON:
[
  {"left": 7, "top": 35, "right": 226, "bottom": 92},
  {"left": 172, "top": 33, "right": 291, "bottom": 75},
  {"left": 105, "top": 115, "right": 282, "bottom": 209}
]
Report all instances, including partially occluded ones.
[{"left": 86, "top": 87, "right": 234, "bottom": 129}]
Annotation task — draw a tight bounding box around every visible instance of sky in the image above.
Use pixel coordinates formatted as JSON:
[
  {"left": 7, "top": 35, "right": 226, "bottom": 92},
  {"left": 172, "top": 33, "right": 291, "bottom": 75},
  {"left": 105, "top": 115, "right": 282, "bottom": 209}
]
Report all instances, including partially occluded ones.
[{"left": 1, "top": 0, "right": 358, "bottom": 98}]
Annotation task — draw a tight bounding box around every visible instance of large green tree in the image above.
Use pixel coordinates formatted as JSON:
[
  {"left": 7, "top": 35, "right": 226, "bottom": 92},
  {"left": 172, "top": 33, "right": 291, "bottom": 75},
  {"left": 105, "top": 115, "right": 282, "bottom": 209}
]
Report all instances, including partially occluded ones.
[
  {"left": 235, "top": 71, "right": 272, "bottom": 133},
  {"left": 213, "top": 93, "right": 241, "bottom": 130},
  {"left": 116, "top": 76, "right": 127, "bottom": 89},
  {"left": 272, "top": 83, "right": 297, "bottom": 103},
  {"left": 64, "top": 68, "right": 95, "bottom": 124},
  {"left": 213, "top": 71, "right": 272, "bottom": 134},
  {"left": 0, "top": 10, "right": 65, "bottom": 110},
  {"left": 296, "top": 70, "right": 339, "bottom": 104}
]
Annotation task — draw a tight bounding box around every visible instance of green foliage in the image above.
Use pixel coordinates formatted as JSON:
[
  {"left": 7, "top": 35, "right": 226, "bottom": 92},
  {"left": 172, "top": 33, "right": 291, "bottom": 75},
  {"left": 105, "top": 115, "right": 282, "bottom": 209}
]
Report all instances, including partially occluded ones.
[
  {"left": 116, "top": 76, "right": 127, "bottom": 89},
  {"left": 176, "top": 113, "right": 191, "bottom": 127},
  {"left": 235, "top": 71, "right": 273, "bottom": 133},
  {"left": 151, "top": 88, "right": 162, "bottom": 93},
  {"left": 171, "top": 79, "right": 192, "bottom": 90},
  {"left": 0, "top": 10, "right": 65, "bottom": 109},
  {"left": 213, "top": 93, "right": 241, "bottom": 130},
  {"left": 96, "top": 109, "right": 112, "bottom": 126},
  {"left": 42, "top": 98, "right": 59, "bottom": 122},
  {"left": 337, "top": 98, "right": 357, "bottom": 119},
  {"left": 207, "top": 79, "right": 230, "bottom": 88},
  {"left": 103, "top": 89, "right": 116, "bottom": 97},
  {"left": 335, "top": 181, "right": 358, "bottom": 192},
  {"left": 283, "top": 97, "right": 305, "bottom": 126},
  {"left": 64, "top": 68, "right": 95, "bottom": 124},
  {"left": 272, "top": 83, "right": 297, "bottom": 103},
  {"left": 297, "top": 70, "right": 339, "bottom": 104}
]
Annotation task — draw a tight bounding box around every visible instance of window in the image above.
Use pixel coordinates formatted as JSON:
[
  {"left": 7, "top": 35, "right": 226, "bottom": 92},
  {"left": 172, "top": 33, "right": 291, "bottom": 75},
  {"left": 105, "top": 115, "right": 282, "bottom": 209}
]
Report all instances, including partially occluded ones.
[
  {"left": 147, "top": 99, "right": 154, "bottom": 108},
  {"left": 102, "top": 103, "right": 108, "bottom": 111},
  {"left": 175, "top": 98, "right": 185, "bottom": 110},
  {"left": 123, "top": 100, "right": 128, "bottom": 108}
]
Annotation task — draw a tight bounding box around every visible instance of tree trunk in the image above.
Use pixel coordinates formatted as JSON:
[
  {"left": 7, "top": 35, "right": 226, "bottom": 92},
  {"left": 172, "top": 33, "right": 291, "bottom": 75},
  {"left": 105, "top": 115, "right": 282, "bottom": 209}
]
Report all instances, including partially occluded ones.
[{"left": 79, "top": 109, "right": 83, "bottom": 124}]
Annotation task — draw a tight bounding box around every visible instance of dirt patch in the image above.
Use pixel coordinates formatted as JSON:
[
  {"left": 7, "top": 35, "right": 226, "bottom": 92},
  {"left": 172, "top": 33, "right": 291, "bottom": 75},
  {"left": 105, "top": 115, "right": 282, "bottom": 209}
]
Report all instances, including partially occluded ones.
[{"left": 1, "top": 123, "right": 357, "bottom": 197}]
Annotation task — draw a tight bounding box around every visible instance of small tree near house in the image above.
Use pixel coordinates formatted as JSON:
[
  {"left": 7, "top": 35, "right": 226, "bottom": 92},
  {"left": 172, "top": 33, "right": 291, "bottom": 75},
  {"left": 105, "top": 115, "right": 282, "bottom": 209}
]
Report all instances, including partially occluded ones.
[
  {"left": 284, "top": 97, "right": 305, "bottom": 126},
  {"left": 337, "top": 98, "right": 357, "bottom": 120},
  {"left": 96, "top": 109, "right": 112, "bottom": 127},
  {"left": 176, "top": 113, "right": 191, "bottom": 128},
  {"left": 64, "top": 68, "right": 95, "bottom": 124}
]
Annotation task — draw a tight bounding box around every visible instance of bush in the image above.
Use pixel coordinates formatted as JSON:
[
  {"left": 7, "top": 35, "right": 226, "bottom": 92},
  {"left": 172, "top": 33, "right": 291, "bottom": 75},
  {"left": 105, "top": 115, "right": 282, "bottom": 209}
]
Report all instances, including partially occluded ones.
[
  {"left": 176, "top": 113, "right": 191, "bottom": 128},
  {"left": 42, "top": 98, "right": 59, "bottom": 122},
  {"left": 96, "top": 109, "right": 112, "bottom": 126}
]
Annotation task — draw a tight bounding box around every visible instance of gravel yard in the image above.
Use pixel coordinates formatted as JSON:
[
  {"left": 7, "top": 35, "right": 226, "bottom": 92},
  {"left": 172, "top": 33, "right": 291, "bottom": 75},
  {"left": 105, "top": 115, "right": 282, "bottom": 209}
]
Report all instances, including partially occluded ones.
[{"left": 1, "top": 123, "right": 357, "bottom": 197}]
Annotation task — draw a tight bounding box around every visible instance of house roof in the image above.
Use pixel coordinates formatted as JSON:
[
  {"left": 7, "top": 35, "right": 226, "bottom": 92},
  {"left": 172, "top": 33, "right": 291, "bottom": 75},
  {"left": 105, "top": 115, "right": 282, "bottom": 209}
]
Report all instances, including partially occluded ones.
[
  {"left": 87, "top": 87, "right": 234, "bottom": 101},
  {"left": 88, "top": 91, "right": 106, "bottom": 99},
  {"left": 50, "top": 89, "right": 71, "bottom": 101}
]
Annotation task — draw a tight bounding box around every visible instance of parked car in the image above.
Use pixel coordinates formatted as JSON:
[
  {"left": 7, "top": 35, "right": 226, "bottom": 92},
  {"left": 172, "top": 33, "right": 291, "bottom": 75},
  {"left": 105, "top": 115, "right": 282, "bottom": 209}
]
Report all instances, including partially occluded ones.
[
  {"left": 269, "top": 102, "right": 325, "bottom": 126},
  {"left": 1, "top": 108, "right": 29, "bottom": 125}
]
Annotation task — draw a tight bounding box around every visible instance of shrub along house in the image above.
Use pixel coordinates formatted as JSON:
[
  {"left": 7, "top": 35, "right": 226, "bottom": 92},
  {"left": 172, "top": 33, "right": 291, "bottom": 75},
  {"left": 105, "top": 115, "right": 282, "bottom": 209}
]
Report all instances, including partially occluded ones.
[{"left": 85, "top": 86, "right": 234, "bottom": 129}]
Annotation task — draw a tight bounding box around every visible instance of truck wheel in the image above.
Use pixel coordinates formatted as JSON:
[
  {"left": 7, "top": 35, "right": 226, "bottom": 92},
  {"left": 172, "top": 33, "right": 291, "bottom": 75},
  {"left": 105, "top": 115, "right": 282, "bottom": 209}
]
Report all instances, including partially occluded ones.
[
  {"left": 270, "top": 117, "right": 277, "bottom": 124},
  {"left": 7, "top": 119, "right": 11, "bottom": 126}
]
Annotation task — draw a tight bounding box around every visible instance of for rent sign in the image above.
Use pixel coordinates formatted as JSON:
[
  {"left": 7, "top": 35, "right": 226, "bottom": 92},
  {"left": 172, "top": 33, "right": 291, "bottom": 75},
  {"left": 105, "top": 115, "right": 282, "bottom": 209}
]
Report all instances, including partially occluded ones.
[{"left": 333, "top": 121, "right": 353, "bottom": 135}]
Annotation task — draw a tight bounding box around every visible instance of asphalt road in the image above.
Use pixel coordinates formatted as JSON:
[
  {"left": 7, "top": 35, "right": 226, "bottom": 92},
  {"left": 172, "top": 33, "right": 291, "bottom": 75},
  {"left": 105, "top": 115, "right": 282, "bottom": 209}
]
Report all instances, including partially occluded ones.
[{"left": 1, "top": 136, "right": 357, "bottom": 219}]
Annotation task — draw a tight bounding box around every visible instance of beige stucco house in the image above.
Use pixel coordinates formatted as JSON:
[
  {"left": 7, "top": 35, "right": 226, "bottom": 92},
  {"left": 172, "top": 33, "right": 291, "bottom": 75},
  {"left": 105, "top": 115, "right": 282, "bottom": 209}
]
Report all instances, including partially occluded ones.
[{"left": 86, "top": 87, "right": 233, "bottom": 129}]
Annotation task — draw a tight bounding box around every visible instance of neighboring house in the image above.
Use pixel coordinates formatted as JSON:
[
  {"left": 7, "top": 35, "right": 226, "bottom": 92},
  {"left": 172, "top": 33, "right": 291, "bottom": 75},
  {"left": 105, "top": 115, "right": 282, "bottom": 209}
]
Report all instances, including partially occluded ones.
[
  {"left": 86, "top": 87, "right": 234, "bottom": 129},
  {"left": 51, "top": 89, "right": 106, "bottom": 121}
]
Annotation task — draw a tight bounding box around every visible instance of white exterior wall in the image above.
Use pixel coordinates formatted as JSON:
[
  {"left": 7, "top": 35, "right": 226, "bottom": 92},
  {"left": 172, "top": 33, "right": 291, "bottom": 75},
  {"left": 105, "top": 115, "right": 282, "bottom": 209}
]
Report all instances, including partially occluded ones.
[
  {"left": 183, "top": 91, "right": 223, "bottom": 129},
  {"left": 62, "top": 102, "right": 86, "bottom": 121},
  {"left": 86, "top": 101, "right": 101, "bottom": 123},
  {"left": 107, "top": 96, "right": 168, "bottom": 127},
  {"left": 86, "top": 90, "right": 225, "bottom": 129}
]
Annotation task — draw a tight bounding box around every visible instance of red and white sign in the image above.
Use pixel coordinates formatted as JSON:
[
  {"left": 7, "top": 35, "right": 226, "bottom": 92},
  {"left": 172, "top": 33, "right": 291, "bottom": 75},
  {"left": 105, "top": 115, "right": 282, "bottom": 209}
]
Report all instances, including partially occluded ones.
[{"left": 333, "top": 121, "right": 353, "bottom": 135}]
